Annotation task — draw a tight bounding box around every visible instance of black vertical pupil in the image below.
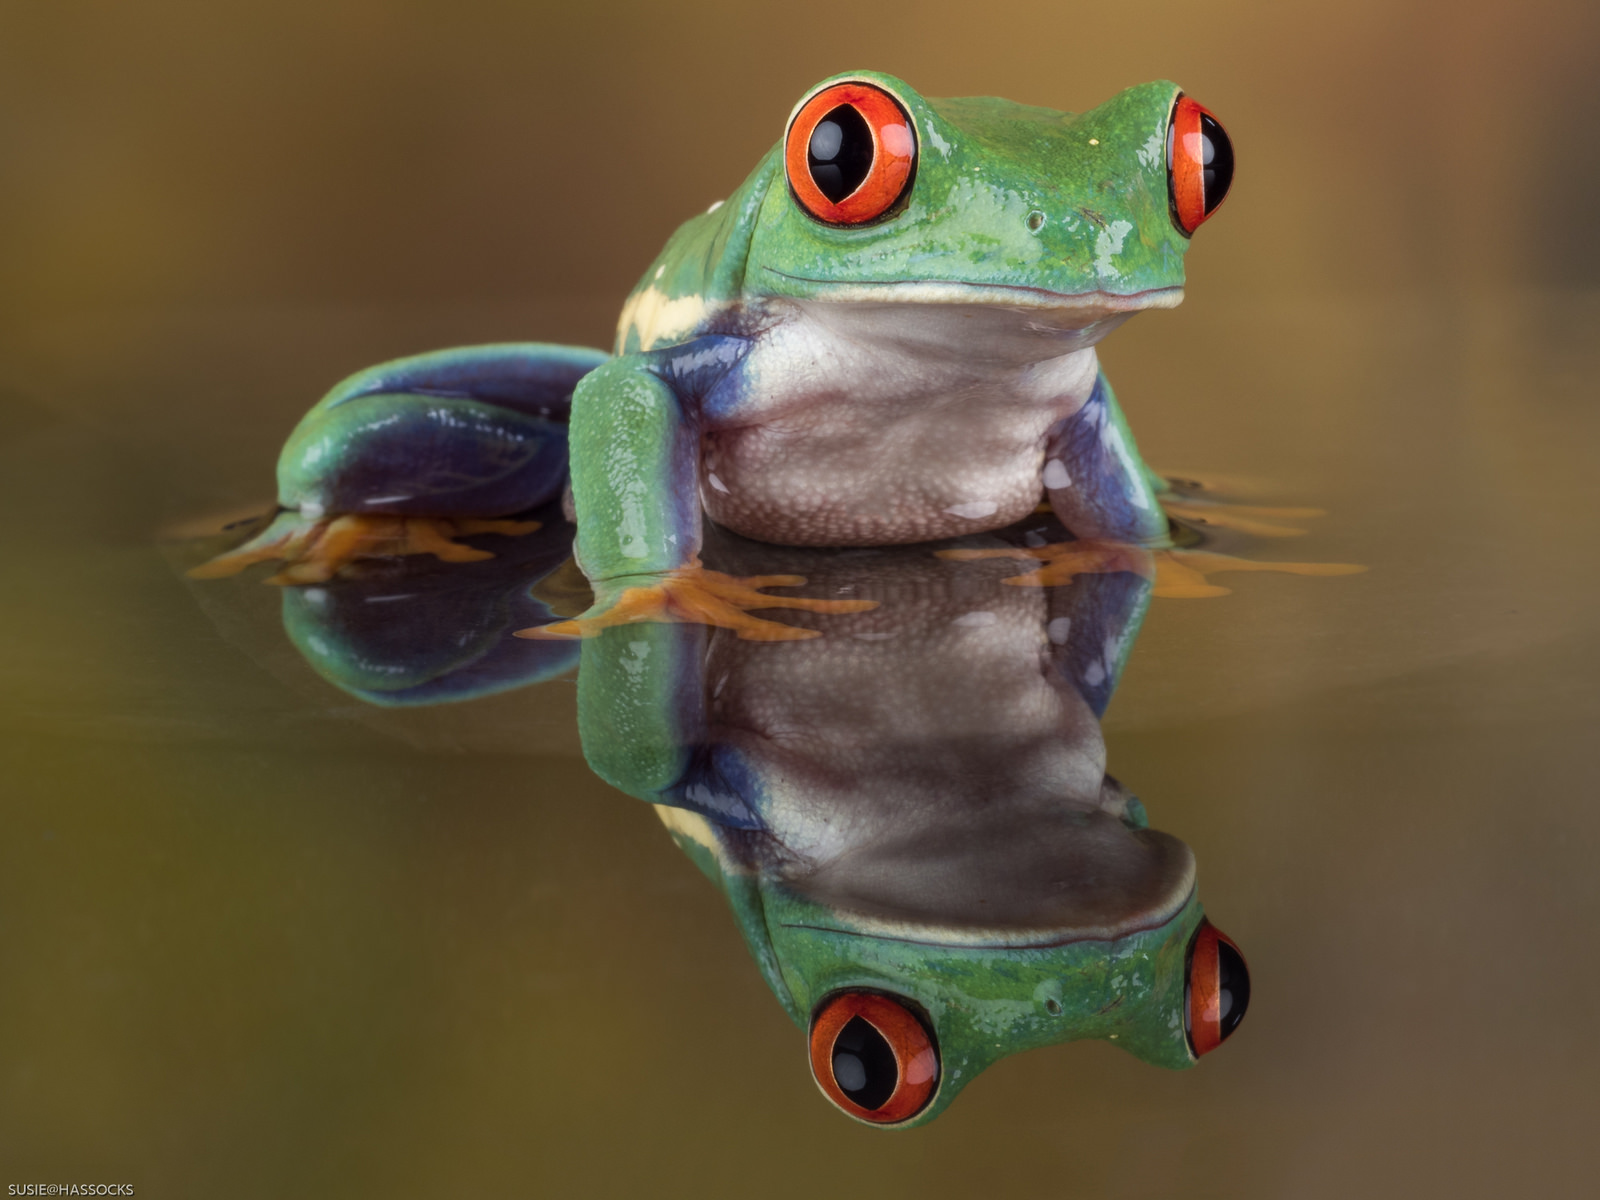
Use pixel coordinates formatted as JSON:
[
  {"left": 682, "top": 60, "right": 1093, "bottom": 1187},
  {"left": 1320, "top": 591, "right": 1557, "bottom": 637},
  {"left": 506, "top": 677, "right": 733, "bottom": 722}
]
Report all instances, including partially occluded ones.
[
  {"left": 1198, "top": 113, "right": 1234, "bottom": 214},
  {"left": 1217, "top": 941, "right": 1250, "bottom": 1039},
  {"left": 831, "top": 1015, "right": 898, "bottom": 1110},
  {"left": 808, "top": 104, "right": 875, "bottom": 203}
]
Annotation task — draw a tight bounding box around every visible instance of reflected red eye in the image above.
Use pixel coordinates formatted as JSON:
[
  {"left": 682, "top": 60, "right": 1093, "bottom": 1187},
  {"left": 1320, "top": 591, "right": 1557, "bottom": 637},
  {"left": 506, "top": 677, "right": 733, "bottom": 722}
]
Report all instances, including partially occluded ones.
[
  {"left": 1185, "top": 918, "right": 1251, "bottom": 1057},
  {"left": 809, "top": 991, "right": 939, "bottom": 1123},
  {"left": 1167, "top": 95, "right": 1235, "bottom": 235},
  {"left": 785, "top": 82, "right": 917, "bottom": 225}
]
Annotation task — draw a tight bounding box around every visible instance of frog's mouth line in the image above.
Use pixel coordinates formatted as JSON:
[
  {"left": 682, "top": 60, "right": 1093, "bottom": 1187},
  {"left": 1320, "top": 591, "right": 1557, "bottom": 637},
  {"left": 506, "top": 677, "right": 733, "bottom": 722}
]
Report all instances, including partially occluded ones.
[
  {"left": 758, "top": 268, "right": 1184, "bottom": 312},
  {"left": 775, "top": 881, "right": 1196, "bottom": 951}
]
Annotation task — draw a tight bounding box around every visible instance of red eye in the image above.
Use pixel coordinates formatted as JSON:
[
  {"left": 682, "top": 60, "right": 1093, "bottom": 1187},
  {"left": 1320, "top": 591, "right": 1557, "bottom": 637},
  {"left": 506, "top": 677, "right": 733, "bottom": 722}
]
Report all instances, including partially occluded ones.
[
  {"left": 785, "top": 82, "right": 917, "bottom": 225},
  {"left": 1185, "top": 919, "right": 1251, "bottom": 1057},
  {"left": 1168, "top": 95, "right": 1235, "bottom": 235},
  {"left": 809, "top": 991, "right": 939, "bottom": 1123}
]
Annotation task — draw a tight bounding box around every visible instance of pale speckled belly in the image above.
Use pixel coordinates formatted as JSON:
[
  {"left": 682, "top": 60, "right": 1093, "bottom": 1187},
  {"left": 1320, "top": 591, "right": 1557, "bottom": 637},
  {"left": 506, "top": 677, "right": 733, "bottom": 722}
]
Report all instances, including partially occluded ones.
[
  {"left": 699, "top": 414, "right": 1052, "bottom": 546},
  {"left": 696, "top": 300, "right": 1100, "bottom": 546}
]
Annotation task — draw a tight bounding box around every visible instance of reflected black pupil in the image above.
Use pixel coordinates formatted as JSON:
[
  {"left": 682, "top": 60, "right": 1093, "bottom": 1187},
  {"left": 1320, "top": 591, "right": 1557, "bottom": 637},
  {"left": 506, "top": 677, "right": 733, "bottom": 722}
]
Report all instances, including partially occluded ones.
[
  {"left": 808, "top": 104, "right": 874, "bottom": 203},
  {"left": 831, "top": 1015, "right": 898, "bottom": 1110},
  {"left": 1217, "top": 940, "right": 1250, "bottom": 1039},
  {"left": 1198, "top": 113, "right": 1234, "bottom": 214}
]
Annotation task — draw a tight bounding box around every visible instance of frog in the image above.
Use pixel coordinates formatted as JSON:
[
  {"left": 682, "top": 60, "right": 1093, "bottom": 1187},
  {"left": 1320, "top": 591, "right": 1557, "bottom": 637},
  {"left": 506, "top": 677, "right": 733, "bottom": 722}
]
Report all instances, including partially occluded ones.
[{"left": 196, "top": 69, "right": 1246, "bottom": 633}]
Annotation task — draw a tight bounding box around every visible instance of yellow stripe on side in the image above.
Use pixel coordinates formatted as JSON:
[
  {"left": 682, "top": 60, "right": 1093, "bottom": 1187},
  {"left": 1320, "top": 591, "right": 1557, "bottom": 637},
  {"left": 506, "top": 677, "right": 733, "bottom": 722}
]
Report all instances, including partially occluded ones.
[
  {"left": 652, "top": 802, "right": 722, "bottom": 855},
  {"left": 617, "top": 287, "right": 711, "bottom": 352}
]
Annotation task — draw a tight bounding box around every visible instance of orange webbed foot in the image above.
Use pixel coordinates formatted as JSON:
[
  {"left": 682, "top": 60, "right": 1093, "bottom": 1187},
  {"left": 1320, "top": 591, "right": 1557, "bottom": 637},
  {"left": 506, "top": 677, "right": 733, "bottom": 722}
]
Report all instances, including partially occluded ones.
[
  {"left": 950, "top": 472, "right": 1370, "bottom": 597},
  {"left": 515, "top": 566, "right": 877, "bottom": 642},
  {"left": 187, "top": 510, "right": 539, "bottom": 585}
]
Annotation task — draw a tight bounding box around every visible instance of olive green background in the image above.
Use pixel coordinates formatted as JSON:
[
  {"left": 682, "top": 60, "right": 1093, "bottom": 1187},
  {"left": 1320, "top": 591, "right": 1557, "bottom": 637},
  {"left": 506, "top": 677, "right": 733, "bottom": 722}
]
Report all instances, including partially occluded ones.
[{"left": 3, "top": 1, "right": 1599, "bottom": 1196}]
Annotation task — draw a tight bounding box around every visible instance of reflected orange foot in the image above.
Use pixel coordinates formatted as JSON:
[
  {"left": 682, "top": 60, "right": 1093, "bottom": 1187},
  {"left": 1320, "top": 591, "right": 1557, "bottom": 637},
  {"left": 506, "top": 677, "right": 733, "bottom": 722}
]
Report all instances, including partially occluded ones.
[
  {"left": 1154, "top": 469, "right": 1332, "bottom": 538},
  {"left": 186, "top": 510, "right": 539, "bottom": 585},
  {"left": 516, "top": 566, "right": 877, "bottom": 642},
  {"left": 938, "top": 540, "right": 1365, "bottom": 598},
  {"left": 937, "top": 539, "right": 1156, "bottom": 588},
  {"left": 1152, "top": 548, "right": 1366, "bottom": 598},
  {"left": 1161, "top": 498, "right": 1326, "bottom": 538}
]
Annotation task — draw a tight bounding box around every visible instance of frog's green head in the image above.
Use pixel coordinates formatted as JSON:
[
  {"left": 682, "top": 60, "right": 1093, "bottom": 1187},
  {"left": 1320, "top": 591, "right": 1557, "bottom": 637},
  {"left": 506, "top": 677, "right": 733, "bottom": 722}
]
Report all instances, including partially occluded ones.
[
  {"left": 747, "top": 69, "right": 1234, "bottom": 334},
  {"left": 768, "top": 886, "right": 1249, "bottom": 1128},
  {"left": 658, "top": 806, "right": 1250, "bottom": 1129}
]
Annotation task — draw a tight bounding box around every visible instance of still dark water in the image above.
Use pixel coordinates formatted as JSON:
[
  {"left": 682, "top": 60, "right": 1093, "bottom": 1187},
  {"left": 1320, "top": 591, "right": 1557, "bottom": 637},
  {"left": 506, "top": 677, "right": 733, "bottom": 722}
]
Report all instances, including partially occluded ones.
[{"left": 4, "top": 288, "right": 1597, "bottom": 1195}]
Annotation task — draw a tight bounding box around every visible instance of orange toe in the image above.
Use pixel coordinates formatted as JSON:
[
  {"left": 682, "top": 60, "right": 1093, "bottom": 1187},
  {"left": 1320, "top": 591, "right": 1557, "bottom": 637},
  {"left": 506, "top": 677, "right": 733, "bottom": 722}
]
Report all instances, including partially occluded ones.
[
  {"left": 188, "top": 511, "right": 539, "bottom": 585},
  {"left": 515, "top": 566, "right": 876, "bottom": 642}
]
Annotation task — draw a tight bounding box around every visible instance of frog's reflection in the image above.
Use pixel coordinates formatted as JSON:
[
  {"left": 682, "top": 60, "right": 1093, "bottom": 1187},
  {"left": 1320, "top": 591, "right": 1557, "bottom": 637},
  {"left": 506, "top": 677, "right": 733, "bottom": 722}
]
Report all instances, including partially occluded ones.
[
  {"left": 271, "top": 512, "right": 1249, "bottom": 1126},
  {"left": 273, "top": 499, "right": 580, "bottom": 704}
]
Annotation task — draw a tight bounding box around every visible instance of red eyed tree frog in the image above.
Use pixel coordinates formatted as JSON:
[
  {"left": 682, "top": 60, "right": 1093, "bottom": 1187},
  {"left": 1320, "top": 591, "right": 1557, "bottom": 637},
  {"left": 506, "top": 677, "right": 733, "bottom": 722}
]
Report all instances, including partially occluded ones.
[{"left": 197, "top": 70, "right": 1239, "bottom": 631}]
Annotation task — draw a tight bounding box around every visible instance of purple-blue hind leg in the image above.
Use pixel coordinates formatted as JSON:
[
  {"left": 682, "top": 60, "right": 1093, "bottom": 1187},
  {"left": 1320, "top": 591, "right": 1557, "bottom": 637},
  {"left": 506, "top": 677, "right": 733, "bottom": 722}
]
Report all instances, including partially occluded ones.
[
  {"left": 193, "top": 343, "right": 608, "bottom": 583},
  {"left": 279, "top": 342, "right": 608, "bottom": 516},
  {"left": 1042, "top": 372, "right": 1170, "bottom": 546}
]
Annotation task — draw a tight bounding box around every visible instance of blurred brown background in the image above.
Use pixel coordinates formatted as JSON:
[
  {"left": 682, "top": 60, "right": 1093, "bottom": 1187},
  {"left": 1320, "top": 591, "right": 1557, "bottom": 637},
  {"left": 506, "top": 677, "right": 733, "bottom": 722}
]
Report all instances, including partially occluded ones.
[
  {"left": 4, "top": 2, "right": 1600, "bottom": 1198},
  {"left": 5, "top": 0, "right": 1599, "bottom": 329}
]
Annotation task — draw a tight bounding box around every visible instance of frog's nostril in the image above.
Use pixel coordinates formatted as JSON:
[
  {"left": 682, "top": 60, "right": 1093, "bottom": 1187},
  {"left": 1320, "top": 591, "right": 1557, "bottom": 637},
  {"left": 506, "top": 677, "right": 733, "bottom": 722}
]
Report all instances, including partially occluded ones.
[
  {"left": 809, "top": 991, "right": 939, "bottom": 1123},
  {"left": 1167, "top": 95, "right": 1234, "bottom": 235}
]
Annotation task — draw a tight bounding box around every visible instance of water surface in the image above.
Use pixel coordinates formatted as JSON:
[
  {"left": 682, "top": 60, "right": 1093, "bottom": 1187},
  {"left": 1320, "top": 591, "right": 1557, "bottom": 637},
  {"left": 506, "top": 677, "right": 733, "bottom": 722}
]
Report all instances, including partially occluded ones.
[{"left": 4, "top": 287, "right": 1597, "bottom": 1194}]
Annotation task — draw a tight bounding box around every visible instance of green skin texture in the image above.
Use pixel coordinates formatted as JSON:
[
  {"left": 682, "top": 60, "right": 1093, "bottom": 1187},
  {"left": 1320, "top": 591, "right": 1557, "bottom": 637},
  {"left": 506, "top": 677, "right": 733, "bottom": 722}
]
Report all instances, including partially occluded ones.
[
  {"left": 670, "top": 820, "right": 1204, "bottom": 1130},
  {"left": 569, "top": 70, "right": 1190, "bottom": 600},
  {"left": 579, "top": 607, "right": 1203, "bottom": 1130},
  {"left": 619, "top": 76, "right": 1187, "bottom": 335}
]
